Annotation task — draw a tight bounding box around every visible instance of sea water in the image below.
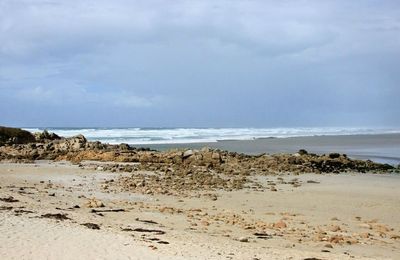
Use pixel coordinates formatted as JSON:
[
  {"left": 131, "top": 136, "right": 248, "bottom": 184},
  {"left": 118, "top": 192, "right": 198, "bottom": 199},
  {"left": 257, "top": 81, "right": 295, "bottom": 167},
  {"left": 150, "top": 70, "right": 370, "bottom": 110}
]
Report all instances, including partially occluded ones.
[{"left": 23, "top": 127, "right": 400, "bottom": 145}]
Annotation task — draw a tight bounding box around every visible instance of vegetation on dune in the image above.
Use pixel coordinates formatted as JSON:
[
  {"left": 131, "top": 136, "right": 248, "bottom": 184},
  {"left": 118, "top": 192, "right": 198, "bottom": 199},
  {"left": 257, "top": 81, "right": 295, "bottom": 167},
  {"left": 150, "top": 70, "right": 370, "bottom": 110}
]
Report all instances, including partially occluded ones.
[{"left": 0, "top": 126, "right": 35, "bottom": 145}]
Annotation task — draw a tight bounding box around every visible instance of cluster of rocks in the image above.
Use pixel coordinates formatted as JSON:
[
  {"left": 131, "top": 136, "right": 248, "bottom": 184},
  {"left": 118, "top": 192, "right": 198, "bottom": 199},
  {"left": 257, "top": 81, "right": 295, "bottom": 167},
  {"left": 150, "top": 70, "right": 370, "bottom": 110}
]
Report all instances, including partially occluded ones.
[
  {"left": 1, "top": 129, "right": 399, "bottom": 194},
  {"left": 1, "top": 130, "right": 398, "bottom": 174},
  {"left": 33, "top": 130, "right": 61, "bottom": 142},
  {"left": 110, "top": 169, "right": 247, "bottom": 196},
  {"left": 60, "top": 146, "right": 396, "bottom": 174},
  {"left": 0, "top": 132, "right": 140, "bottom": 162}
]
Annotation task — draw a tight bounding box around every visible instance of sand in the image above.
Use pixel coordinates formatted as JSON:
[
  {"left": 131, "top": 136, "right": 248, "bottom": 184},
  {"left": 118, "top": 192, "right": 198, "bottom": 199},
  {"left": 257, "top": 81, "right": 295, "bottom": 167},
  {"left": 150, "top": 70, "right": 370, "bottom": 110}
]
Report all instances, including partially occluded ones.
[{"left": 1, "top": 161, "right": 399, "bottom": 259}]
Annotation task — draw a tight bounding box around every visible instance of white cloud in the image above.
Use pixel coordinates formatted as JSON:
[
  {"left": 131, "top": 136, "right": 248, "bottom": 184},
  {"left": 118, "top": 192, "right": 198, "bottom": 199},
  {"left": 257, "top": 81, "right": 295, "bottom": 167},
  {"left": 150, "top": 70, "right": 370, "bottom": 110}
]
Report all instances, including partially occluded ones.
[
  {"left": 111, "top": 93, "right": 162, "bottom": 108},
  {"left": 1, "top": 0, "right": 400, "bottom": 126},
  {"left": 14, "top": 84, "right": 162, "bottom": 108}
]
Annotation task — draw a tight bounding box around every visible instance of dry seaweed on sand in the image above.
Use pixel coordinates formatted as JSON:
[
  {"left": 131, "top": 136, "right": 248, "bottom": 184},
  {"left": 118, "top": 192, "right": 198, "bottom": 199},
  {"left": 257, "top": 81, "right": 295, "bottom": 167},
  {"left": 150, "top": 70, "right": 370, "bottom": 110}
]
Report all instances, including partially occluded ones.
[
  {"left": 0, "top": 196, "right": 19, "bottom": 203},
  {"left": 81, "top": 223, "right": 100, "bottom": 230},
  {"left": 40, "top": 213, "right": 70, "bottom": 221}
]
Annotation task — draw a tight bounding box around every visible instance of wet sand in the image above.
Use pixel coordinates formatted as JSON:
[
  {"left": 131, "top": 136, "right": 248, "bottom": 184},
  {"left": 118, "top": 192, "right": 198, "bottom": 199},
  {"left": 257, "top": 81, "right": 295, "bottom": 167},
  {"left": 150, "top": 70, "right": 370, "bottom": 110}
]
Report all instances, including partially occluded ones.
[
  {"left": 1, "top": 162, "right": 399, "bottom": 259},
  {"left": 143, "top": 134, "right": 400, "bottom": 165}
]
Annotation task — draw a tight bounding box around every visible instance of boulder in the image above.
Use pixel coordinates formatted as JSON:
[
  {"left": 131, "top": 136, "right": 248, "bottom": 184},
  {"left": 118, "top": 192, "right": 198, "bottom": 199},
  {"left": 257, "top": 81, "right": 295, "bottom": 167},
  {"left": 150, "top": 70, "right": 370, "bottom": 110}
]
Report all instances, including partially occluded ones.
[
  {"left": 298, "top": 149, "right": 308, "bottom": 155},
  {"left": 328, "top": 153, "right": 341, "bottom": 159},
  {"left": 0, "top": 126, "right": 35, "bottom": 145},
  {"left": 34, "top": 130, "right": 61, "bottom": 142},
  {"left": 182, "top": 149, "right": 194, "bottom": 159}
]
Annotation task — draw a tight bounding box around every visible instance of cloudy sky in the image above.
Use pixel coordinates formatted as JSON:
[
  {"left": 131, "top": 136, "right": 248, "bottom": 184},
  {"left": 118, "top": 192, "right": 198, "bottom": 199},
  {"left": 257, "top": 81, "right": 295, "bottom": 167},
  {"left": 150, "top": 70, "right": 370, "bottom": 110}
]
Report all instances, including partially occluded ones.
[{"left": 1, "top": 0, "right": 399, "bottom": 127}]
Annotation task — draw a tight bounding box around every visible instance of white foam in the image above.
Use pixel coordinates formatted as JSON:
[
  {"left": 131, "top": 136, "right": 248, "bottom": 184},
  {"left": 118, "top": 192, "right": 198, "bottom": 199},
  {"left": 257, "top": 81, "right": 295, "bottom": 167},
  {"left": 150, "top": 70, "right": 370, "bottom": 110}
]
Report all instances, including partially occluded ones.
[{"left": 23, "top": 127, "right": 400, "bottom": 145}]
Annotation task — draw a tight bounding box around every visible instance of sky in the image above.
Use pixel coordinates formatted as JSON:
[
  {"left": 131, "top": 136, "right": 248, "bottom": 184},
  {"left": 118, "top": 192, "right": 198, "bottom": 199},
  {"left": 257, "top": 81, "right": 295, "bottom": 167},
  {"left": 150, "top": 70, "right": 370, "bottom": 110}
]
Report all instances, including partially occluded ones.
[{"left": 0, "top": 0, "right": 399, "bottom": 128}]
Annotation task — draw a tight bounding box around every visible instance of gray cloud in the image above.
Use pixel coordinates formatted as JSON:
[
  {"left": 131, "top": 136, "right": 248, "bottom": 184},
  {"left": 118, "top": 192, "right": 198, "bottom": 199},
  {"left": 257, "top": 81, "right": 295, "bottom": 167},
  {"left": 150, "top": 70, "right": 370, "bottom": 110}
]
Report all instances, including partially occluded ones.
[{"left": 0, "top": 0, "right": 399, "bottom": 127}]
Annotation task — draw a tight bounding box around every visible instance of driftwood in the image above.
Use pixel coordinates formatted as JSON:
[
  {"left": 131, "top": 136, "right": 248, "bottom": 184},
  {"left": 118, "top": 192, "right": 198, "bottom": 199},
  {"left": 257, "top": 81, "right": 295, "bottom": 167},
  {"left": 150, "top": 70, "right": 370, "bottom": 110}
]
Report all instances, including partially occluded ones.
[{"left": 90, "top": 208, "right": 125, "bottom": 213}]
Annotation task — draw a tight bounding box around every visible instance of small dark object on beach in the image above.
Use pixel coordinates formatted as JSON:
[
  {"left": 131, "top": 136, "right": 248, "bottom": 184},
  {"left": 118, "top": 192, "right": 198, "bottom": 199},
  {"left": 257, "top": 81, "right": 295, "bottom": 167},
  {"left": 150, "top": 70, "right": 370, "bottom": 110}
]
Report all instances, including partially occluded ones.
[
  {"left": 303, "top": 258, "right": 322, "bottom": 260},
  {"left": 253, "top": 232, "right": 272, "bottom": 239},
  {"left": 307, "top": 180, "right": 320, "bottom": 184},
  {"left": 157, "top": 241, "right": 170, "bottom": 244},
  {"left": 81, "top": 223, "right": 100, "bottom": 230},
  {"left": 121, "top": 227, "right": 135, "bottom": 232},
  {"left": 90, "top": 208, "right": 125, "bottom": 213},
  {"left": 0, "top": 196, "right": 19, "bottom": 203},
  {"left": 298, "top": 149, "right": 308, "bottom": 155},
  {"left": 40, "top": 213, "right": 70, "bottom": 221},
  {"left": 329, "top": 153, "right": 341, "bottom": 159},
  {"left": 0, "top": 206, "right": 13, "bottom": 211},
  {"left": 132, "top": 228, "right": 166, "bottom": 235},
  {"left": 14, "top": 209, "right": 34, "bottom": 214},
  {"left": 67, "top": 205, "right": 80, "bottom": 210},
  {"left": 135, "top": 218, "right": 159, "bottom": 225}
]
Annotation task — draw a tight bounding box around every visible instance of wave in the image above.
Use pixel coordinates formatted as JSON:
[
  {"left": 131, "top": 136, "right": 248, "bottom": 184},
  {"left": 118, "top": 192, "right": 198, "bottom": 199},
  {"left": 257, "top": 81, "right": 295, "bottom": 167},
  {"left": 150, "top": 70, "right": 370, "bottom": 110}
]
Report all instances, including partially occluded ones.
[{"left": 23, "top": 127, "right": 400, "bottom": 145}]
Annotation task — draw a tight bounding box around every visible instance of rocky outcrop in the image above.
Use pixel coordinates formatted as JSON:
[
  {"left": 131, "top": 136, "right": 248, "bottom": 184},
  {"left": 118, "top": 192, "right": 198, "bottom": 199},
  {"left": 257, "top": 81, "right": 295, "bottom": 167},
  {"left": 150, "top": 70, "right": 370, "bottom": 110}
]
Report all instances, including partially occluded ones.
[
  {"left": 1, "top": 132, "right": 398, "bottom": 195},
  {"left": 34, "top": 130, "right": 61, "bottom": 142},
  {"left": 0, "top": 131, "right": 398, "bottom": 176},
  {"left": 0, "top": 126, "right": 35, "bottom": 145}
]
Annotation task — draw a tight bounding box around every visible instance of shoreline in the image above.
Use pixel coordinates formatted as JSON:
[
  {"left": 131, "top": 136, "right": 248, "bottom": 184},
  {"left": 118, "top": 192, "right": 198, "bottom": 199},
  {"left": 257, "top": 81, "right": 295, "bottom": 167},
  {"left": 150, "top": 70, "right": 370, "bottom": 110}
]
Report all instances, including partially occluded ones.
[{"left": 139, "top": 133, "right": 400, "bottom": 165}]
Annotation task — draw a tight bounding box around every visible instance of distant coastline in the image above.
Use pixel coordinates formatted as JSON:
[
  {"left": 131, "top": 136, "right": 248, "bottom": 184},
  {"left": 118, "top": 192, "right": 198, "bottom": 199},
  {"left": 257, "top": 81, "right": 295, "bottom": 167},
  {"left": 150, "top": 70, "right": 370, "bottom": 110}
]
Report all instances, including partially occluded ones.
[
  {"left": 142, "top": 133, "right": 400, "bottom": 166},
  {"left": 22, "top": 127, "right": 400, "bottom": 145},
  {"left": 17, "top": 127, "right": 400, "bottom": 165}
]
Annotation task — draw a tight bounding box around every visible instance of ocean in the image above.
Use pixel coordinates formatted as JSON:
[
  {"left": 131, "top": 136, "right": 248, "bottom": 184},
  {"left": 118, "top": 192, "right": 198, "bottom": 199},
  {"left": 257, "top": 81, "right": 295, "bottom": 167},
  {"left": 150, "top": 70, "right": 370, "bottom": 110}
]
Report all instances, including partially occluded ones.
[{"left": 23, "top": 127, "right": 400, "bottom": 145}]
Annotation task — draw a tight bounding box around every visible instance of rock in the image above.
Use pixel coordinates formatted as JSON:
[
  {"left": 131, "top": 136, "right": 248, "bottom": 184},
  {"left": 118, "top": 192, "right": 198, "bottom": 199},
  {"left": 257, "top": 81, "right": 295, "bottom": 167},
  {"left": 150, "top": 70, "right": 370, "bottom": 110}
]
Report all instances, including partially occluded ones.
[
  {"left": 81, "top": 223, "right": 100, "bottom": 230},
  {"left": 85, "top": 198, "right": 105, "bottom": 208},
  {"left": 200, "top": 220, "right": 210, "bottom": 226},
  {"left": 360, "top": 232, "right": 370, "bottom": 239},
  {"left": 182, "top": 150, "right": 194, "bottom": 159},
  {"left": 390, "top": 234, "right": 400, "bottom": 240},
  {"left": 0, "top": 126, "right": 35, "bottom": 145},
  {"left": 70, "top": 135, "right": 87, "bottom": 150},
  {"left": 119, "top": 143, "right": 131, "bottom": 150},
  {"left": 274, "top": 220, "right": 287, "bottom": 229},
  {"left": 329, "top": 225, "right": 341, "bottom": 232},
  {"left": 374, "top": 224, "right": 390, "bottom": 233},
  {"left": 328, "top": 153, "right": 341, "bottom": 159},
  {"left": 358, "top": 223, "right": 372, "bottom": 229},
  {"left": 34, "top": 130, "right": 61, "bottom": 142},
  {"left": 298, "top": 149, "right": 308, "bottom": 155},
  {"left": 212, "top": 152, "right": 222, "bottom": 162},
  {"left": 238, "top": 237, "right": 249, "bottom": 242}
]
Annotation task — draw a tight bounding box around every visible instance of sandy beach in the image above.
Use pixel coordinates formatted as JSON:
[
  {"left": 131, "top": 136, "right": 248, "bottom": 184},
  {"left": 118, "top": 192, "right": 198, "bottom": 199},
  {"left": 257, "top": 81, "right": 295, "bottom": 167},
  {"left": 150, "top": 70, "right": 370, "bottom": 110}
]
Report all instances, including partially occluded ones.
[{"left": 1, "top": 161, "right": 399, "bottom": 260}]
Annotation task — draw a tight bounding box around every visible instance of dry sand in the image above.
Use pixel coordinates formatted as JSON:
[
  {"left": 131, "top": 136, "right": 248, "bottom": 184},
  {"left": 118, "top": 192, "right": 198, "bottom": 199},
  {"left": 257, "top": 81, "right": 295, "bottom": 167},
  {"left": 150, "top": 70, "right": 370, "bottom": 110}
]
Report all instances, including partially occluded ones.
[{"left": 0, "top": 161, "right": 399, "bottom": 259}]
